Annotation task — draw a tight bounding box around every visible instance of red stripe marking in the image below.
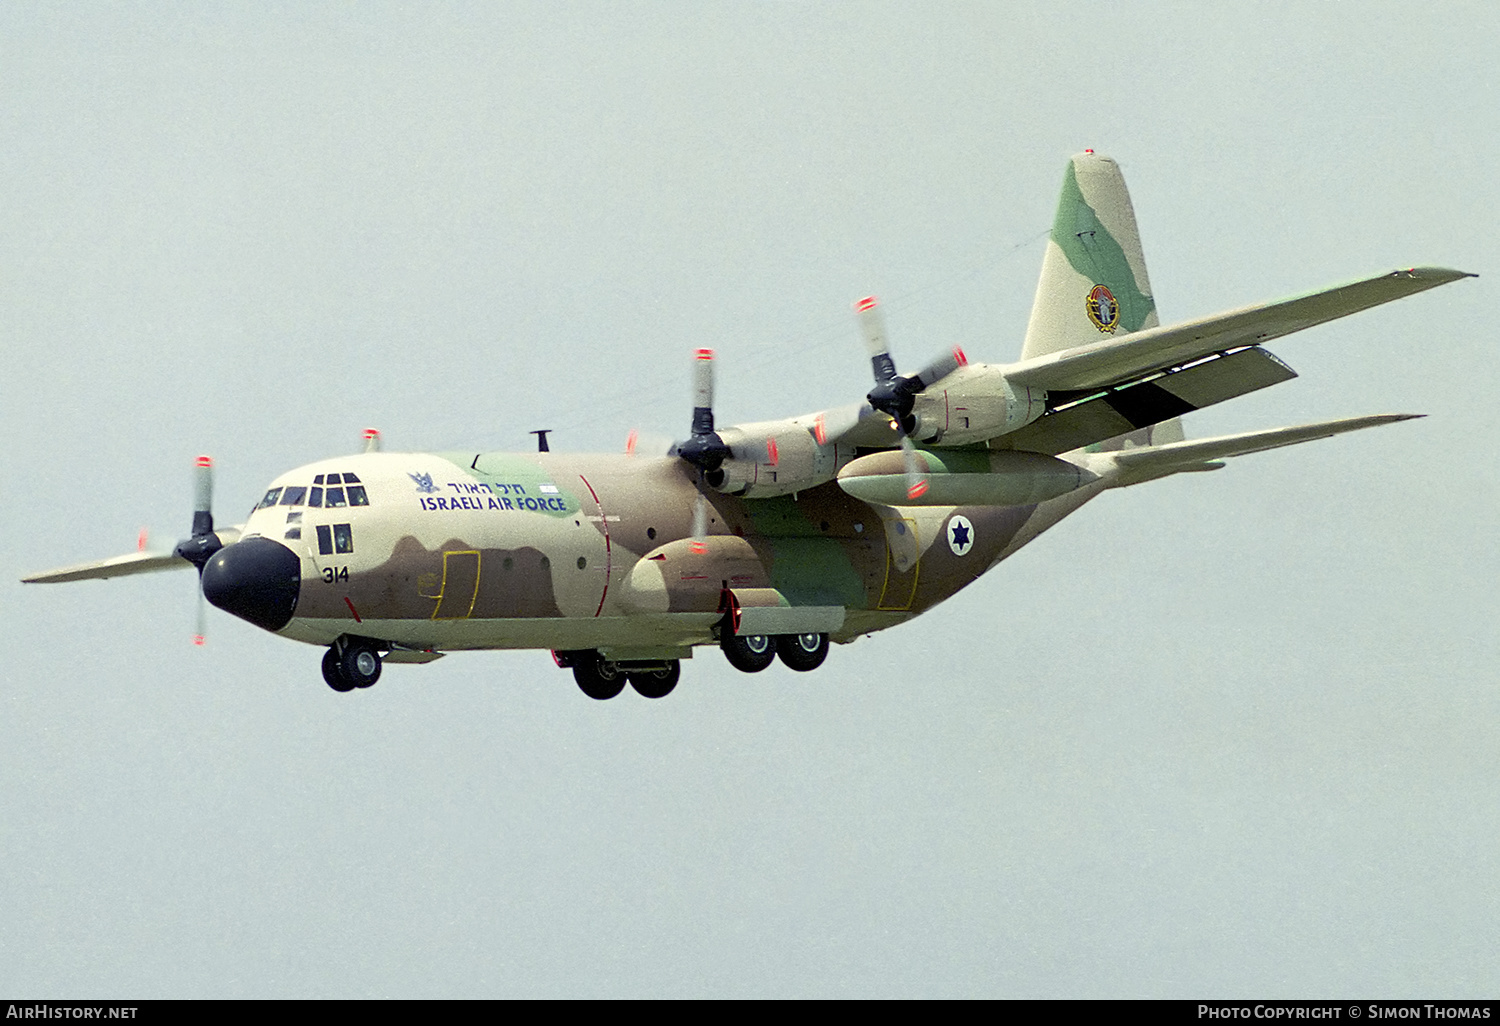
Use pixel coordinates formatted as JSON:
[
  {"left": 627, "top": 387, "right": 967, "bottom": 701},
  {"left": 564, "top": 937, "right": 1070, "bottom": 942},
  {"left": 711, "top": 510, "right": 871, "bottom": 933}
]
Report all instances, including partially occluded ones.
[
  {"left": 343, "top": 597, "right": 363, "bottom": 623},
  {"left": 579, "top": 474, "right": 611, "bottom": 617},
  {"left": 195, "top": 455, "right": 213, "bottom": 468},
  {"left": 855, "top": 296, "right": 877, "bottom": 312},
  {"left": 696, "top": 348, "right": 714, "bottom": 360}
]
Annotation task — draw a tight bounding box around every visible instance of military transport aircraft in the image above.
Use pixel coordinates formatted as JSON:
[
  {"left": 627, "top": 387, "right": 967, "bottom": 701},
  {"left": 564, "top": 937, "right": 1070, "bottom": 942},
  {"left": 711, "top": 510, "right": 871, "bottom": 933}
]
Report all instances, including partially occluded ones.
[{"left": 23, "top": 152, "right": 1474, "bottom": 699}]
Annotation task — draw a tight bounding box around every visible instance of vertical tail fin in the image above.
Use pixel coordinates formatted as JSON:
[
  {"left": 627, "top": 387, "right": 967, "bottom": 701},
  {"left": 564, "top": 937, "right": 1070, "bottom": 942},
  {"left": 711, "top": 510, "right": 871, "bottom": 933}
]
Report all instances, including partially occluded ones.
[
  {"left": 1022, "top": 151, "right": 1158, "bottom": 360},
  {"left": 1023, "top": 151, "right": 1180, "bottom": 448}
]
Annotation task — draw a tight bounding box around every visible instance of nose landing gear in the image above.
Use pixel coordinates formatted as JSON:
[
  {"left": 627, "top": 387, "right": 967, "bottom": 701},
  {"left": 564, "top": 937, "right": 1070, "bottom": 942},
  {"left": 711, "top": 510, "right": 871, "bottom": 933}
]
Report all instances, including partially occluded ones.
[{"left": 321, "top": 637, "right": 382, "bottom": 692}]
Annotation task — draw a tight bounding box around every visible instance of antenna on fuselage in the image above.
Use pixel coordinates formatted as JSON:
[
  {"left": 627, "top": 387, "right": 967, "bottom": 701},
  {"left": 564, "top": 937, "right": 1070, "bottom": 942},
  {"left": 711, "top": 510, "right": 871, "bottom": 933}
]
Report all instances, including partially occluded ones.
[{"left": 530, "top": 429, "right": 552, "bottom": 453}]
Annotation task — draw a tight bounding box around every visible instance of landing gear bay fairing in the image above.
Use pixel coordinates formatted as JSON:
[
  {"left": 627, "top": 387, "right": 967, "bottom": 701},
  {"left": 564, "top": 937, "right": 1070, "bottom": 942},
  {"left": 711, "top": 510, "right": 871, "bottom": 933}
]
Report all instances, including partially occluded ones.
[{"left": 25, "top": 153, "right": 1474, "bottom": 697}]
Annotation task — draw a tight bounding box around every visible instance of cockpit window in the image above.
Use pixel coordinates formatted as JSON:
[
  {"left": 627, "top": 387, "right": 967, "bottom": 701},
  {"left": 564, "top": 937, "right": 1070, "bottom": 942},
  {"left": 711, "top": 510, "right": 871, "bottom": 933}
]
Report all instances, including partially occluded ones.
[
  {"left": 279, "top": 486, "right": 308, "bottom": 506},
  {"left": 257, "top": 488, "right": 283, "bottom": 510},
  {"left": 347, "top": 485, "right": 369, "bottom": 506},
  {"left": 308, "top": 487, "right": 323, "bottom": 507},
  {"left": 342, "top": 472, "right": 361, "bottom": 484},
  {"left": 325, "top": 487, "right": 347, "bottom": 508},
  {"left": 314, "top": 475, "right": 325, "bottom": 484}
]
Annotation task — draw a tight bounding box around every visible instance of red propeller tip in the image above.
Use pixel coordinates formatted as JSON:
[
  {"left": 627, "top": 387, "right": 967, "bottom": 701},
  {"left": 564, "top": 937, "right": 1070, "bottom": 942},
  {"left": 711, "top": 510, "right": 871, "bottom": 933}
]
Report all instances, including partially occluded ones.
[
  {"left": 953, "top": 346, "right": 968, "bottom": 366},
  {"left": 195, "top": 455, "right": 213, "bottom": 468},
  {"left": 137, "top": 527, "right": 149, "bottom": 552},
  {"left": 854, "top": 296, "right": 878, "bottom": 312},
  {"left": 766, "top": 438, "right": 779, "bottom": 466},
  {"left": 689, "top": 541, "right": 707, "bottom": 555},
  {"left": 813, "top": 416, "right": 828, "bottom": 446},
  {"left": 906, "top": 480, "right": 929, "bottom": 500},
  {"left": 695, "top": 348, "right": 714, "bottom": 360},
  {"left": 625, "top": 429, "right": 638, "bottom": 455},
  {"left": 192, "top": 635, "right": 206, "bottom": 647}
]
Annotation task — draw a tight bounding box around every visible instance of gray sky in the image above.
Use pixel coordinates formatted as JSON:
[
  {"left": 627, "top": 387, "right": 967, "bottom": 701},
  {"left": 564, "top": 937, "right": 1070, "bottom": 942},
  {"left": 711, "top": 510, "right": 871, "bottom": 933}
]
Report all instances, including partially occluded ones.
[{"left": 2, "top": 1, "right": 1496, "bottom": 998}]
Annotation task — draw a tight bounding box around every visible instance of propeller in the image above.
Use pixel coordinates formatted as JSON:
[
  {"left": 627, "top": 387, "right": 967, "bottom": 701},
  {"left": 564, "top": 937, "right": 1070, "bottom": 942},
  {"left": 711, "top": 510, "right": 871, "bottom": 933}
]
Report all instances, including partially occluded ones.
[
  {"left": 672, "top": 349, "right": 779, "bottom": 553},
  {"left": 674, "top": 350, "right": 729, "bottom": 554},
  {"left": 173, "top": 455, "right": 222, "bottom": 646},
  {"left": 24, "top": 454, "right": 242, "bottom": 645},
  {"left": 854, "top": 296, "right": 966, "bottom": 501}
]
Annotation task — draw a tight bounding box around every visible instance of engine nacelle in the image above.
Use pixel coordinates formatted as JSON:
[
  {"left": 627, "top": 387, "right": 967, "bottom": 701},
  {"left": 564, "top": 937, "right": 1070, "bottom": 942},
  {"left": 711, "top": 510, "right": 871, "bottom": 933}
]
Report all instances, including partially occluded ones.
[
  {"left": 708, "top": 420, "right": 842, "bottom": 498},
  {"left": 908, "top": 363, "right": 1046, "bottom": 445}
]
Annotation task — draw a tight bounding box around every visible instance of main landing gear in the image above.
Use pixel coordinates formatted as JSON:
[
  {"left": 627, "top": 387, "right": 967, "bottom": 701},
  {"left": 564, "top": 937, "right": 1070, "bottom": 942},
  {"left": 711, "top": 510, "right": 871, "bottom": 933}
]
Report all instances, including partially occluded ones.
[
  {"left": 552, "top": 631, "right": 832, "bottom": 700},
  {"left": 722, "top": 631, "right": 829, "bottom": 673},
  {"left": 555, "top": 650, "right": 681, "bottom": 700},
  {"left": 322, "top": 637, "right": 382, "bottom": 692}
]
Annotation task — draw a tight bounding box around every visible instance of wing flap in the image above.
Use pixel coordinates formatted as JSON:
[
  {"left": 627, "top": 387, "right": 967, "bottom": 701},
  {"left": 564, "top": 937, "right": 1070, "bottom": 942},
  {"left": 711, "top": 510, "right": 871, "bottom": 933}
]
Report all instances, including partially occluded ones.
[
  {"left": 1007, "top": 267, "right": 1474, "bottom": 393},
  {"left": 996, "top": 346, "right": 1297, "bottom": 455}
]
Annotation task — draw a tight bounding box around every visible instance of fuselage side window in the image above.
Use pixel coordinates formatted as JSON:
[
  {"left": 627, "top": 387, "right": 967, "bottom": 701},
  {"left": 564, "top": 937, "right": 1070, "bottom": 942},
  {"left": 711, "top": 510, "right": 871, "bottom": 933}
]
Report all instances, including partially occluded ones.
[
  {"left": 333, "top": 523, "right": 353, "bottom": 554},
  {"left": 316, "top": 525, "right": 333, "bottom": 555}
]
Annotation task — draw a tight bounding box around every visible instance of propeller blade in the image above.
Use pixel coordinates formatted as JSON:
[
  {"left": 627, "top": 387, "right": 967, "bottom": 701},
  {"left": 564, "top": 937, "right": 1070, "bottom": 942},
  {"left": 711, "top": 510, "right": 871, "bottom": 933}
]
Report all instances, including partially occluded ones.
[
  {"left": 728, "top": 436, "right": 778, "bottom": 466},
  {"left": 910, "top": 345, "right": 968, "bottom": 390},
  {"left": 902, "top": 436, "right": 930, "bottom": 501},
  {"left": 625, "top": 429, "right": 639, "bottom": 455},
  {"left": 362, "top": 428, "right": 382, "bottom": 453},
  {"left": 191, "top": 455, "right": 214, "bottom": 538},
  {"left": 690, "top": 488, "right": 709, "bottom": 555},
  {"left": 855, "top": 296, "right": 898, "bottom": 383},
  {"left": 810, "top": 404, "right": 864, "bottom": 446},
  {"left": 193, "top": 586, "right": 207, "bottom": 647},
  {"left": 691, "top": 348, "right": 715, "bottom": 436}
]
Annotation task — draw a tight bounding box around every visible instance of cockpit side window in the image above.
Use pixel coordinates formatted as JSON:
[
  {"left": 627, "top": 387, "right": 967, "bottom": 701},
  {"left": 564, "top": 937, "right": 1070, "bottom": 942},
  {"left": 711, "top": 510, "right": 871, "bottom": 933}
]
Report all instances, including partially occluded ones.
[
  {"left": 308, "top": 487, "right": 323, "bottom": 507},
  {"left": 257, "top": 488, "right": 283, "bottom": 510},
  {"left": 280, "top": 486, "right": 308, "bottom": 506}
]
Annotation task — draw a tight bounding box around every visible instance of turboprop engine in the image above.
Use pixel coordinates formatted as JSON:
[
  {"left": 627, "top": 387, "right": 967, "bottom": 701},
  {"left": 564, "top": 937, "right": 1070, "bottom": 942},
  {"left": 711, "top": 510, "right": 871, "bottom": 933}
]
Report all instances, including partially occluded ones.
[
  {"left": 903, "top": 362, "right": 1047, "bottom": 446},
  {"left": 708, "top": 419, "right": 840, "bottom": 498},
  {"left": 835, "top": 447, "right": 1098, "bottom": 507}
]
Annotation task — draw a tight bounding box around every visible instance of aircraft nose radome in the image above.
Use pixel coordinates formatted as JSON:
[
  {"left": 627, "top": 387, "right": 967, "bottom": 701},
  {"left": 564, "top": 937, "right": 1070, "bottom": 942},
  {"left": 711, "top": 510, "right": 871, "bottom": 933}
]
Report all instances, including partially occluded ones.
[{"left": 201, "top": 537, "right": 301, "bottom": 633}]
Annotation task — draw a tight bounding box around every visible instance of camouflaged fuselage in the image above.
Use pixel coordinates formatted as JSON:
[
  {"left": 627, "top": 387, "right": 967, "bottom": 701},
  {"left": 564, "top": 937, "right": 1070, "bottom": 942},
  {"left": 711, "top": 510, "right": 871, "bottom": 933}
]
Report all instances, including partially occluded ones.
[{"left": 251, "top": 449, "right": 1102, "bottom": 655}]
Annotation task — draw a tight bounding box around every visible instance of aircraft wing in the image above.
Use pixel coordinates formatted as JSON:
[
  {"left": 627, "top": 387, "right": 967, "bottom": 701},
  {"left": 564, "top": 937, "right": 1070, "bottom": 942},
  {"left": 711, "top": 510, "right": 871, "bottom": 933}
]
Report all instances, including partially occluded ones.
[
  {"left": 1006, "top": 267, "right": 1474, "bottom": 394},
  {"left": 1103, "top": 413, "right": 1421, "bottom": 487},
  {"left": 22, "top": 550, "right": 193, "bottom": 583}
]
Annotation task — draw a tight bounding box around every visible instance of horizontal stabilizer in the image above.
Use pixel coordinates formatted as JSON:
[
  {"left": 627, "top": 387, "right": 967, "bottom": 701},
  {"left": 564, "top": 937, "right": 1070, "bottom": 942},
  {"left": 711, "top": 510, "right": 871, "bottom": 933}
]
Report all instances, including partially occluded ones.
[
  {"left": 1105, "top": 413, "right": 1422, "bottom": 487},
  {"left": 22, "top": 550, "right": 192, "bottom": 584},
  {"left": 1009, "top": 267, "right": 1475, "bottom": 393}
]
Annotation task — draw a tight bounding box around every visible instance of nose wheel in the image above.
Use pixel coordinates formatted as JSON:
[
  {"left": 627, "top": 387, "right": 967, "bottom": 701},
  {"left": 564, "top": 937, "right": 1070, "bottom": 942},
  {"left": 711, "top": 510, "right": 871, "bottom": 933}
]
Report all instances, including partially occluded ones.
[{"left": 322, "top": 639, "right": 382, "bottom": 692}]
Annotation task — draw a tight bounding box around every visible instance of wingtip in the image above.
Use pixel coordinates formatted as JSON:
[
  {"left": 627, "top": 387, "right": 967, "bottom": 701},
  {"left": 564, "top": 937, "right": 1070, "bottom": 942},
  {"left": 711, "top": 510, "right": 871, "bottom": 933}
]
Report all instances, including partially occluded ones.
[{"left": 1401, "top": 266, "right": 1479, "bottom": 282}]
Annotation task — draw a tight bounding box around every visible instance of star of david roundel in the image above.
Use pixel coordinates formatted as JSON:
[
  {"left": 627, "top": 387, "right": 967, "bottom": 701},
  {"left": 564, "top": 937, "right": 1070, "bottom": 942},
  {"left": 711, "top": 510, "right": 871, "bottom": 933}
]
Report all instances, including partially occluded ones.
[
  {"left": 1086, "top": 284, "right": 1120, "bottom": 332},
  {"left": 947, "top": 514, "right": 975, "bottom": 556}
]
